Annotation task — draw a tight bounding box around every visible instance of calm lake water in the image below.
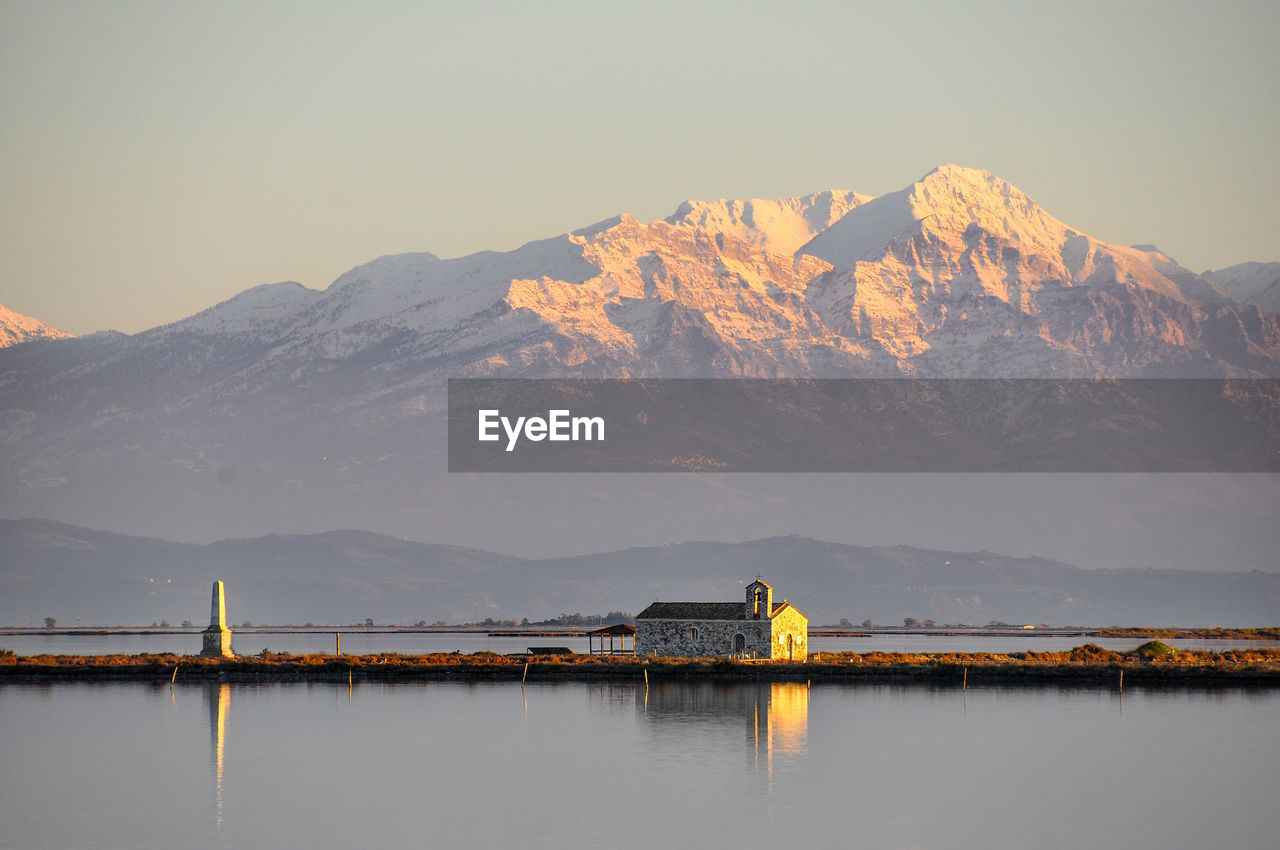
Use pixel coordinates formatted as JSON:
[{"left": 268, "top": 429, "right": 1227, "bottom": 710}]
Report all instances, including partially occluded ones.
[
  {"left": 0, "top": 680, "right": 1275, "bottom": 849},
  {"left": 1, "top": 631, "right": 1273, "bottom": 657}
]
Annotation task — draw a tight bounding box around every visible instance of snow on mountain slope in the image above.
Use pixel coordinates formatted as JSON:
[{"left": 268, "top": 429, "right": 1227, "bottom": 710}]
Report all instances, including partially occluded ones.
[
  {"left": 503, "top": 212, "right": 862, "bottom": 375},
  {"left": 257, "top": 237, "right": 606, "bottom": 364},
  {"left": 161, "top": 281, "right": 322, "bottom": 337},
  {"left": 1130, "top": 245, "right": 1232, "bottom": 305},
  {"left": 0, "top": 303, "right": 73, "bottom": 348},
  {"left": 1206, "top": 262, "right": 1280, "bottom": 314},
  {"left": 165, "top": 192, "right": 892, "bottom": 379},
  {"left": 664, "top": 189, "right": 872, "bottom": 256}
]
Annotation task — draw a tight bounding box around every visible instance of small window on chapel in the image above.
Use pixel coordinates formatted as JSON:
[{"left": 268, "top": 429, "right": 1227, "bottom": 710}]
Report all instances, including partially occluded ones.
[{"left": 689, "top": 627, "right": 699, "bottom": 640}]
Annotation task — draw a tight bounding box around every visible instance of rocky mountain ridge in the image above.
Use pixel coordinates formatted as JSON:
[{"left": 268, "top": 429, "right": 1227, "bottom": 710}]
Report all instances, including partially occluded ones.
[{"left": 116, "top": 163, "right": 1280, "bottom": 381}]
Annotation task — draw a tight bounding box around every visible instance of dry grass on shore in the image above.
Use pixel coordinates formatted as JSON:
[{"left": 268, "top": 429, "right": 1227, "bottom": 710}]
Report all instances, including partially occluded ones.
[{"left": 2, "top": 642, "right": 1279, "bottom": 683}]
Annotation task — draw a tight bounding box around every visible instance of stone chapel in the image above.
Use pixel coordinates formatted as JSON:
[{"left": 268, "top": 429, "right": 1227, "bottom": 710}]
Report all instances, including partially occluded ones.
[{"left": 634, "top": 579, "right": 807, "bottom": 660}]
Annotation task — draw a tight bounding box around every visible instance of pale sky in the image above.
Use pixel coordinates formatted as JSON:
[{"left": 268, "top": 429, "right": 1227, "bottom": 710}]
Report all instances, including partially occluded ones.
[{"left": 2, "top": 0, "right": 1277, "bottom": 335}]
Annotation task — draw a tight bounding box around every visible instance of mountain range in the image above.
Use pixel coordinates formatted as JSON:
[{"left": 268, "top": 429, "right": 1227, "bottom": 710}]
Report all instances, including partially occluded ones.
[
  {"left": 3, "top": 519, "right": 1275, "bottom": 628},
  {"left": 1, "top": 164, "right": 1278, "bottom": 583}
]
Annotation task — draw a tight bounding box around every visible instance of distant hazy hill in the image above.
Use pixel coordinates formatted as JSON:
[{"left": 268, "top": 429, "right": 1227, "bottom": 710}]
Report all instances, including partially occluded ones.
[{"left": 2, "top": 520, "right": 1275, "bottom": 628}]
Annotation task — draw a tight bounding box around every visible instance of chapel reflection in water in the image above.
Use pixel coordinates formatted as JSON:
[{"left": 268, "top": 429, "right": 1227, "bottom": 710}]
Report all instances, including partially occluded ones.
[{"left": 637, "top": 681, "right": 808, "bottom": 775}]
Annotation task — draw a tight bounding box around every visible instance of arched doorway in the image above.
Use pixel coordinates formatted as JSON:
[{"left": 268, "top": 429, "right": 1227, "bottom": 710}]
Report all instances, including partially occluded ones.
[
  {"left": 786, "top": 634, "right": 794, "bottom": 661},
  {"left": 733, "top": 633, "right": 746, "bottom": 654}
]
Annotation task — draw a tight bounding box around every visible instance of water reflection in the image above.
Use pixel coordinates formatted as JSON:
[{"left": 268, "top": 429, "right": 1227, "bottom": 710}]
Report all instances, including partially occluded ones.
[
  {"left": 766, "top": 682, "right": 808, "bottom": 755},
  {"left": 639, "top": 681, "right": 808, "bottom": 777},
  {"left": 206, "top": 683, "right": 229, "bottom": 828},
  {"left": 1, "top": 681, "right": 1275, "bottom": 848}
]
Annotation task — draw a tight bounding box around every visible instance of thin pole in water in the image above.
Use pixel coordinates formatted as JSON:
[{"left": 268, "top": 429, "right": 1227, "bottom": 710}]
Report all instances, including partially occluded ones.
[
  {"left": 522, "top": 661, "right": 529, "bottom": 683},
  {"left": 963, "top": 667, "right": 968, "bottom": 690},
  {"left": 171, "top": 665, "right": 179, "bottom": 686}
]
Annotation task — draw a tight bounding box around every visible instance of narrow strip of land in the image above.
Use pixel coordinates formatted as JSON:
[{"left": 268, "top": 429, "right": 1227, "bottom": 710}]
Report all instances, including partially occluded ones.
[{"left": 3, "top": 647, "right": 1278, "bottom": 686}]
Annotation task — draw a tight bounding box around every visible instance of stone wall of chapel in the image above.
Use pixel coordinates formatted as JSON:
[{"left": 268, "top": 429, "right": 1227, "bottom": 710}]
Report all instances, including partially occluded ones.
[
  {"left": 635, "top": 618, "right": 771, "bottom": 657},
  {"left": 768, "top": 607, "right": 809, "bottom": 661}
]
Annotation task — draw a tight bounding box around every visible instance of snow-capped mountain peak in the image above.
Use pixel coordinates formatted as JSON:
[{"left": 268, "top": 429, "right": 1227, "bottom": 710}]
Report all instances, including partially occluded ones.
[
  {"left": 0, "top": 303, "right": 73, "bottom": 348},
  {"left": 800, "top": 164, "right": 1169, "bottom": 290},
  {"left": 790, "top": 164, "right": 1253, "bottom": 371}
]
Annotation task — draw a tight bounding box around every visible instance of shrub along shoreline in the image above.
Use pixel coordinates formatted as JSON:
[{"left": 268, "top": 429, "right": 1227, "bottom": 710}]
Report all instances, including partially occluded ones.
[{"left": 2, "top": 644, "right": 1278, "bottom": 686}]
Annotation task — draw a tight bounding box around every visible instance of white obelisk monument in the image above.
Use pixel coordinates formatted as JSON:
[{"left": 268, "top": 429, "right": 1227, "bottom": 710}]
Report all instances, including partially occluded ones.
[{"left": 201, "top": 580, "right": 234, "bottom": 658}]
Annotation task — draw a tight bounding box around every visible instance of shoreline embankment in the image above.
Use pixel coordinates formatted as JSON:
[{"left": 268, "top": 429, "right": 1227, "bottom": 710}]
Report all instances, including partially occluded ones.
[{"left": 3, "top": 647, "right": 1278, "bottom": 687}]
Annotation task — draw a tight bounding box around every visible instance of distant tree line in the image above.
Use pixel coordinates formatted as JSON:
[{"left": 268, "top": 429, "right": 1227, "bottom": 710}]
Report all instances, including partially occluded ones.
[
  {"left": 827, "top": 618, "right": 1023, "bottom": 629},
  {"left": 166, "top": 611, "right": 643, "bottom": 629},
  {"left": 528, "top": 611, "right": 634, "bottom": 627}
]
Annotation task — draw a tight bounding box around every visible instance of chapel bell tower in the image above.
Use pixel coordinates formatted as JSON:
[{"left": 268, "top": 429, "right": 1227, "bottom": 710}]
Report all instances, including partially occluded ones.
[{"left": 745, "top": 579, "right": 772, "bottom": 620}]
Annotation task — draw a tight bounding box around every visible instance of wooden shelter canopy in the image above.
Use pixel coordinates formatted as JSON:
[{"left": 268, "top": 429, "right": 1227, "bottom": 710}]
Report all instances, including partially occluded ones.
[{"left": 587, "top": 623, "right": 635, "bottom": 655}]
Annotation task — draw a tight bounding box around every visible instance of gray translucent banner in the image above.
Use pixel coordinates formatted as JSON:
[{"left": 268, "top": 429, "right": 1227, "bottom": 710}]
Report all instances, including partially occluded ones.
[{"left": 447, "top": 379, "right": 1280, "bottom": 472}]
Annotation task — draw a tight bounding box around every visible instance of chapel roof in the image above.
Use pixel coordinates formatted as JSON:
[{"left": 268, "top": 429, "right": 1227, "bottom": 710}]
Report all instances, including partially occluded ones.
[{"left": 635, "top": 601, "right": 788, "bottom": 620}]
